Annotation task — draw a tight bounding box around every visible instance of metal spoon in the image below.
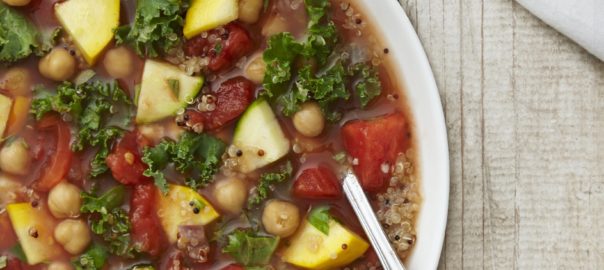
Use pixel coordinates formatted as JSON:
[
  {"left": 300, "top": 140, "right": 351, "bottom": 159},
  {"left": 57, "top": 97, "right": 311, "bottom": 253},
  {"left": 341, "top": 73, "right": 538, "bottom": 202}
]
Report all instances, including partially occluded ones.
[{"left": 342, "top": 171, "right": 407, "bottom": 270}]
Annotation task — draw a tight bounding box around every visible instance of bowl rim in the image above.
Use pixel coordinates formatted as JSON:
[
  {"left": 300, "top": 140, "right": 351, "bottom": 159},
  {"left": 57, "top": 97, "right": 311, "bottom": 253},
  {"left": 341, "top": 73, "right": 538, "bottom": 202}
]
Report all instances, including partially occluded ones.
[{"left": 351, "top": 0, "right": 450, "bottom": 269}]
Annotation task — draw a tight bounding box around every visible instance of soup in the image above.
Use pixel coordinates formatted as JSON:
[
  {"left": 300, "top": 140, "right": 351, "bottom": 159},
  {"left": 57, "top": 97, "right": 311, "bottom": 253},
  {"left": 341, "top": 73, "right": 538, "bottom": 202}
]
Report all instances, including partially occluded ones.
[{"left": 0, "top": 0, "right": 420, "bottom": 269}]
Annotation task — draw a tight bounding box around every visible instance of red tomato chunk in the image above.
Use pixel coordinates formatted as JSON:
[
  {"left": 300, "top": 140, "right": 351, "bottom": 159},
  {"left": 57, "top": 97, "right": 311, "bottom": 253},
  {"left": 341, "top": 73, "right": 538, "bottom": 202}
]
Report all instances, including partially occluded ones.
[
  {"left": 293, "top": 165, "right": 342, "bottom": 199},
  {"left": 341, "top": 113, "right": 411, "bottom": 192},
  {"left": 106, "top": 131, "right": 150, "bottom": 185},
  {"left": 130, "top": 183, "right": 165, "bottom": 256},
  {"left": 183, "top": 76, "right": 255, "bottom": 131},
  {"left": 184, "top": 22, "right": 255, "bottom": 72}
]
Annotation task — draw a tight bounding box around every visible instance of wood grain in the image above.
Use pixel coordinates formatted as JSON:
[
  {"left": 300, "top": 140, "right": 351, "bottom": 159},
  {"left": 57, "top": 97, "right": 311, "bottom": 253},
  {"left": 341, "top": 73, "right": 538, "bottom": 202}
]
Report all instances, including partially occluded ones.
[{"left": 398, "top": 0, "right": 604, "bottom": 269}]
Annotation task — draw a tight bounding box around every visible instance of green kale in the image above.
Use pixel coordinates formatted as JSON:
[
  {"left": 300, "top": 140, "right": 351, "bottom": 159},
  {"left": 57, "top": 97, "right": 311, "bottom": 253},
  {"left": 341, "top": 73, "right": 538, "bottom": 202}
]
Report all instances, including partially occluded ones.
[
  {"left": 81, "top": 186, "right": 135, "bottom": 257},
  {"left": 349, "top": 63, "right": 382, "bottom": 108},
  {"left": 142, "top": 132, "right": 226, "bottom": 193},
  {"left": 72, "top": 243, "right": 108, "bottom": 270},
  {"left": 308, "top": 206, "right": 332, "bottom": 235},
  {"left": 0, "top": 2, "right": 40, "bottom": 64},
  {"left": 223, "top": 229, "right": 279, "bottom": 266},
  {"left": 280, "top": 62, "right": 349, "bottom": 121},
  {"left": 262, "top": 33, "right": 302, "bottom": 96},
  {"left": 247, "top": 161, "right": 292, "bottom": 208},
  {"left": 31, "top": 81, "right": 133, "bottom": 178},
  {"left": 115, "top": 0, "right": 184, "bottom": 57},
  {"left": 302, "top": 0, "right": 337, "bottom": 64}
]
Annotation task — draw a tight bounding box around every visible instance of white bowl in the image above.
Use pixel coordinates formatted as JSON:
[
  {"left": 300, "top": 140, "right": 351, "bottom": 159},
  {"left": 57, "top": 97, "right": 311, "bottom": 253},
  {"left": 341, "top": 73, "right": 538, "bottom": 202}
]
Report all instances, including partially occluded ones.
[{"left": 354, "top": 1, "right": 450, "bottom": 269}]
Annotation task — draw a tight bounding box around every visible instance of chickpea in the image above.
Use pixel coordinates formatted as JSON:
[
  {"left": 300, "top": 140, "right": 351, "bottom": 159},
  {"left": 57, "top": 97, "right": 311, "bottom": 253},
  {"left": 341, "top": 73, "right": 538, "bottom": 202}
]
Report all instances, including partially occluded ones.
[
  {"left": 103, "top": 47, "right": 133, "bottom": 79},
  {"left": 1, "top": 67, "right": 32, "bottom": 96},
  {"left": 262, "top": 200, "right": 300, "bottom": 237},
  {"left": 244, "top": 54, "right": 266, "bottom": 84},
  {"left": 0, "top": 174, "right": 23, "bottom": 207},
  {"left": 2, "top": 0, "right": 31, "bottom": 6},
  {"left": 48, "top": 181, "right": 81, "bottom": 219},
  {"left": 47, "top": 261, "right": 73, "bottom": 270},
  {"left": 292, "top": 102, "right": 325, "bottom": 137},
  {"left": 0, "top": 138, "right": 31, "bottom": 176},
  {"left": 38, "top": 48, "right": 77, "bottom": 82},
  {"left": 213, "top": 178, "right": 247, "bottom": 214},
  {"left": 262, "top": 14, "right": 288, "bottom": 37},
  {"left": 239, "top": 0, "right": 263, "bottom": 24},
  {"left": 54, "top": 219, "right": 91, "bottom": 255}
]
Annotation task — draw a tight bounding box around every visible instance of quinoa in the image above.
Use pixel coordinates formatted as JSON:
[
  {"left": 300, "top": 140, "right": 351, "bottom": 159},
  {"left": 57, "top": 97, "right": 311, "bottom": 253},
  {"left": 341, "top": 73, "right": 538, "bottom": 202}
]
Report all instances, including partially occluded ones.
[{"left": 376, "top": 149, "right": 421, "bottom": 260}]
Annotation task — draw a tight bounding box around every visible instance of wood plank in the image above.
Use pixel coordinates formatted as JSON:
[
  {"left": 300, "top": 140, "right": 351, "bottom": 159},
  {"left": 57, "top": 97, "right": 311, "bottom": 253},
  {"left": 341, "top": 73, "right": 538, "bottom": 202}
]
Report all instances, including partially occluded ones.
[
  {"left": 511, "top": 3, "right": 604, "bottom": 269},
  {"left": 481, "top": 0, "right": 517, "bottom": 269}
]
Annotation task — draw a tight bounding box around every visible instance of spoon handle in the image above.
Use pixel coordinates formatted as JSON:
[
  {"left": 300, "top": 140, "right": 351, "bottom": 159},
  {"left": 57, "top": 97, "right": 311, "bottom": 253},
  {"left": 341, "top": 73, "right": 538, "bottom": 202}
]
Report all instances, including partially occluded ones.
[{"left": 342, "top": 172, "right": 406, "bottom": 270}]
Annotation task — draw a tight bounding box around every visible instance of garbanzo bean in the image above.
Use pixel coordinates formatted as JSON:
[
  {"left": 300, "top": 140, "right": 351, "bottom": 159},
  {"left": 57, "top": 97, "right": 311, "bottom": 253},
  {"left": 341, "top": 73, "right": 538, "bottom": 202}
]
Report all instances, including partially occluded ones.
[
  {"left": 213, "top": 178, "right": 247, "bottom": 214},
  {"left": 1, "top": 67, "right": 32, "bottom": 96},
  {"left": 54, "top": 219, "right": 91, "bottom": 255},
  {"left": 262, "top": 14, "right": 288, "bottom": 37},
  {"left": 239, "top": 0, "right": 263, "bottom": 24},
  {"left": 47, "top": 181, "right": 82, "bottom": 219},
  {"left": 38, "top": 48, "right": 77, "bottom": 81},
  {"left": 244, "top": 54, "right": 266, "bottom": 84},
  {"left": 262, "top": 200, "right": 300, "bottom": 237},
  {"left": 103, "top": 47, "right": 134, "bottom": 78},
  {"left": 292, "top": 102, "right": 325, "bottom": 137},
  {"left": 0, "top": 138, "right": 31, "bottom": 176}
]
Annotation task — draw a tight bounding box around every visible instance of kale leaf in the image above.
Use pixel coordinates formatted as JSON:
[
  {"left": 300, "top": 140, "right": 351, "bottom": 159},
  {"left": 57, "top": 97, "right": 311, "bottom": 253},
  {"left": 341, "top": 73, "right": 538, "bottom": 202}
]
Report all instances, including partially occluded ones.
[
  {"left": 115, "top": 0, "right": 184, "bottom": 57},
  {"left": 142, "top": 132, "right": 226, "bottom": 193},
  {"left": 263, "top": 33, "right": 302, "bottom": 96},
  {"left": 247, "top": 161, "right": 292, "bottom": 208},
  {"left": 349, "top": 63, "right": 382, "bottom": 108},
  {"left": 72, "top": 243, "right": 108, "bottom": 270},
  {"left": 31, "top": 81, "right": 133, "bottom": 178},
  {"left": 223, "top": 229, "right": 279, "bottom": 266},
  {"left": 80, "top": 186, "right": 136, "bottom": 257},
  {"left": 308, "top": 206, "right": 332, "bottom": 235},
  {"left": 0, "top": 2, "right": 40, "bottom": 64}
]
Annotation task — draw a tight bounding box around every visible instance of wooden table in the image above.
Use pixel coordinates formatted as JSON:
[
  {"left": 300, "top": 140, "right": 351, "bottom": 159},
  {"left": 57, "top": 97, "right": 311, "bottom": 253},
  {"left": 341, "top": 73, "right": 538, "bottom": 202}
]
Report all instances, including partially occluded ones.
[{"left": 398, "top": 0, "right": 604, "bottom": 269}]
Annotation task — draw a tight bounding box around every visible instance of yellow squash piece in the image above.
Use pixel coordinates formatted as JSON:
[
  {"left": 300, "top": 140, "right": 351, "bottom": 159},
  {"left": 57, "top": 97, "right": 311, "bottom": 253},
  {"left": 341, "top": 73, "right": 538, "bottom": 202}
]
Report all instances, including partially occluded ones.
[
  {"left": 156, "top": 185, "right": 220, "bottom": 243},
  {"left": 0, "top": 94, "right": 12, "bottom": 139},
  {"left": 184, "top": 0, "right": 239, "bottom": 39},
  {"left": 282, "top": 220, "right": 369, "bottom": 270},
  {"left": 55, "top": 0, "right": 120, "bottom": 65},
  {"left": 7, "top": 203, "right": 62, "bottom": 265}
]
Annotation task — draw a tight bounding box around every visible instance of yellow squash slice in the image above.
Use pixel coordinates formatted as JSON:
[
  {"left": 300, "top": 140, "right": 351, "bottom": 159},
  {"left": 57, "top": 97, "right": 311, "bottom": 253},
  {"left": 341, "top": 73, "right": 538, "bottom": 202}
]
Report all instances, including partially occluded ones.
[
  {"left": 156, "top": 185, "right": 220, "bottom": 243},
  {"left": 282, "top": 220, "right": 370, "bottom": 270},
  {"left": 55, "top": 0, "right": 120, "bottom": 65},
  {"left": 183, "top": 0, "right": 239, "bottom": 39},
  {"left": 7, "top": 203, "right": 62, "bottom": 265}
]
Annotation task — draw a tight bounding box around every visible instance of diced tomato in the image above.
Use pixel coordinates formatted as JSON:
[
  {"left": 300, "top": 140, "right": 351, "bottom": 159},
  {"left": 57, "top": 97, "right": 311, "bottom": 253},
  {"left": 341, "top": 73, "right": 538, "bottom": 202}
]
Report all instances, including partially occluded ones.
[
  {"left": 341, "top": 113, "right": 411, "bottom": 192},
  {"left": 34, "top": 114, "right": 73, "bottom": 192},
  {"left": 184, "top": 22, "right": 255, "bottom": 72},
  {"left": 130, "top": 183, "right": 165, "bottom": 256},
  {"left": 183, "top": 76, "right": 255, "bottom": 131},
  {"left": 106, "top": 131, "right": 150, "bottom": 185},
  {"left": 221, "top": 264, "right": 245, "bottom": 270},
  {"left": 293, "top": 165, "right": 342, "bottom": 199}
]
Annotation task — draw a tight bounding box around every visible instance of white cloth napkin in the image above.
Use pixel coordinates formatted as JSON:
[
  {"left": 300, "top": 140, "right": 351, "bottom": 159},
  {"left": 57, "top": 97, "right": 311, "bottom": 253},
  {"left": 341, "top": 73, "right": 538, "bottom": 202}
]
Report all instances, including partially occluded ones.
[{"left": 516, "top": 0, "right": 604, "bottom": 61}]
